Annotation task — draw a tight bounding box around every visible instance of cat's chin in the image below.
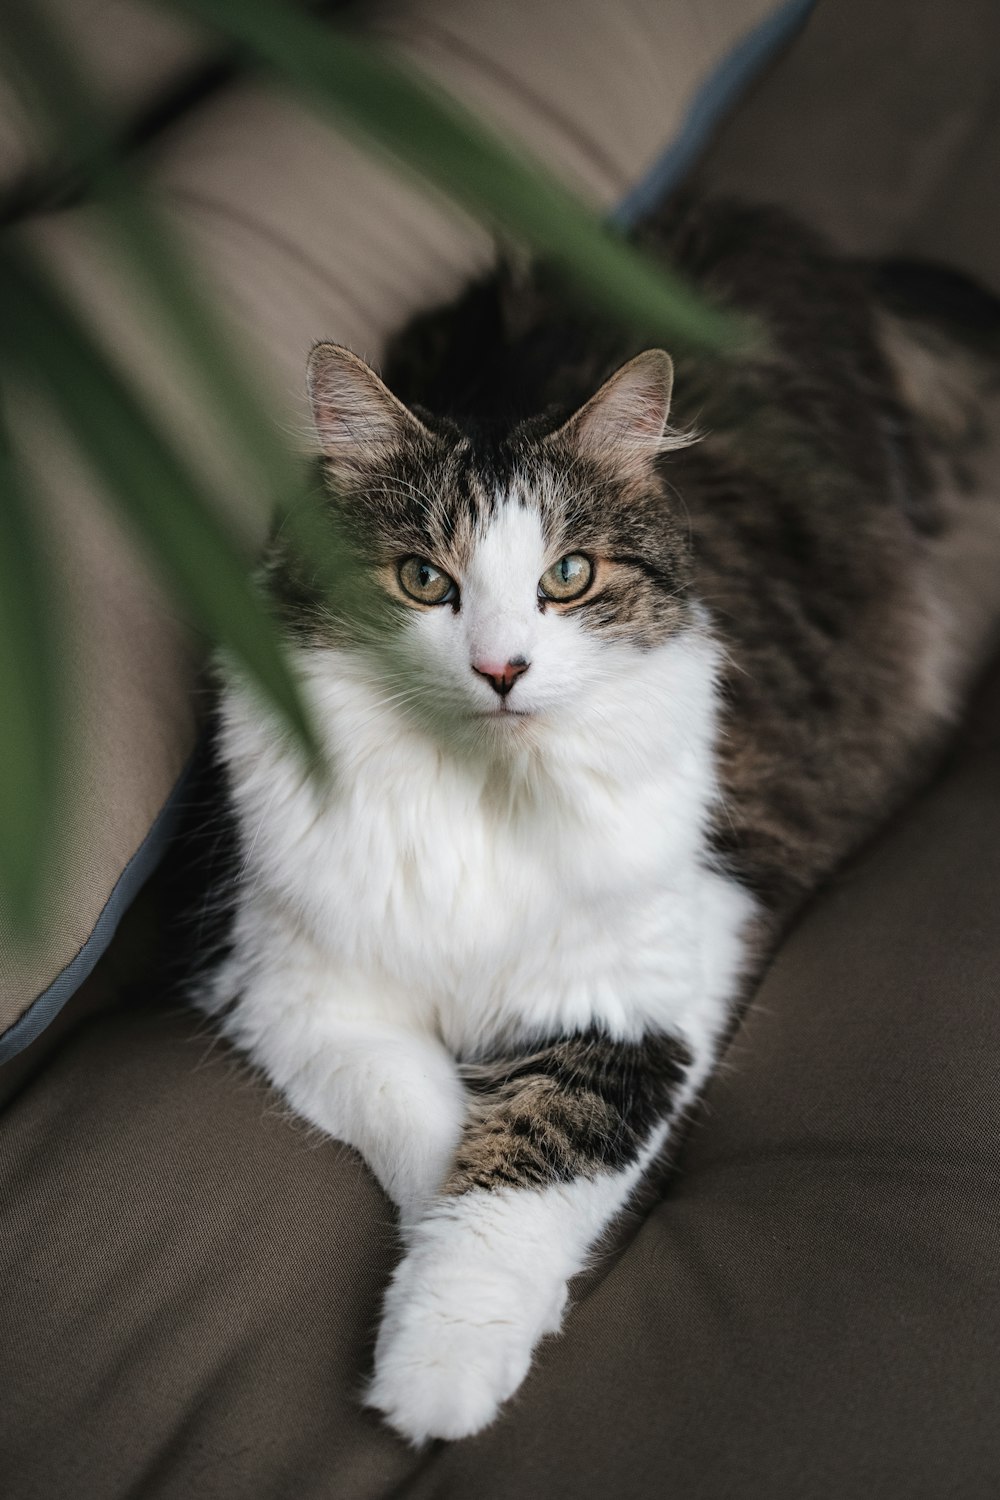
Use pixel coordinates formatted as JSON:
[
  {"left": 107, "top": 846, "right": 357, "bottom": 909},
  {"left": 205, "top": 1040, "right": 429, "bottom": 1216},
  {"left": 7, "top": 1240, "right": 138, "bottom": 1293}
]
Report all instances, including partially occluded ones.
[{"left": 462, "top": 708, "right": 541, "bottom": 745}]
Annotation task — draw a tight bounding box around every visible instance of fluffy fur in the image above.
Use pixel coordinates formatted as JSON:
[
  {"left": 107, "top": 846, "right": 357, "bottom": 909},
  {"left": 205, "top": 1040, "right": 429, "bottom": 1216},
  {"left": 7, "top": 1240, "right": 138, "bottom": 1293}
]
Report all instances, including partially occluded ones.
[{"left": 191, "top": 196, "right": 1000, "bottom": 1445}]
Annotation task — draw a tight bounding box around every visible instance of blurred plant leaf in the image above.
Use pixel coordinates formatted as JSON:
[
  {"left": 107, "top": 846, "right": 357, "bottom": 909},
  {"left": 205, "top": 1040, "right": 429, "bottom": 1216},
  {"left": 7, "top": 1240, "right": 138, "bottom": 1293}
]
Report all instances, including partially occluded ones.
[
  {"left": 0, "top": 2, "right": 338, "bottom": 941},
  {"left": 3, "top": 0, "right": 404, "bottom": 753},
  {"left": 171, "top": 0, "right": 746, "bottom": 354},
  {"left": 0, "top": 2, "right": 334, "bottom": 770},
  {"left": 0, "top": 403, "right": 62, "bottom": 941},
  {"left": 0, "top": 242, "right": 321, "bottom": 766}
]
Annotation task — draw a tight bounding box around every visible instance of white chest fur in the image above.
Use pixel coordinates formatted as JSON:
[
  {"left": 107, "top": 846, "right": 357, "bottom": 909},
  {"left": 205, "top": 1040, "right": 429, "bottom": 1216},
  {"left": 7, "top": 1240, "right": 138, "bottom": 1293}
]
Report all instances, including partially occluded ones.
[{"left": 209, "top": 628, "right": 754, "bottom": 1062}]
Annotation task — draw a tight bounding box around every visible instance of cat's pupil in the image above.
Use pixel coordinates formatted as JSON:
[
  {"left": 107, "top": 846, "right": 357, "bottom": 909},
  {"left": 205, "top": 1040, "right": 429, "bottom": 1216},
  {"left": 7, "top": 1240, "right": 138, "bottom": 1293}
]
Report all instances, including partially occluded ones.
[{"left": 419, "top": 565, "right": 432, "bottom": 587}]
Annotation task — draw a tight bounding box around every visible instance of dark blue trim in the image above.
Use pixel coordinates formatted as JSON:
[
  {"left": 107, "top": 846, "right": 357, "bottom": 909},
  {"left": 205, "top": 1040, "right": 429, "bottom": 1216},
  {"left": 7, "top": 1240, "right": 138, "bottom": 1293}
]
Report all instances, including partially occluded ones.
[
  {"left": 612, "top": 0, "right": 816, "bottom": 228},
  {"left": 0, "top": 762, "right": 193, "bottom": 1065},
  {"left": 0, "top": 0, "right": 814, "bottom": 1067}
]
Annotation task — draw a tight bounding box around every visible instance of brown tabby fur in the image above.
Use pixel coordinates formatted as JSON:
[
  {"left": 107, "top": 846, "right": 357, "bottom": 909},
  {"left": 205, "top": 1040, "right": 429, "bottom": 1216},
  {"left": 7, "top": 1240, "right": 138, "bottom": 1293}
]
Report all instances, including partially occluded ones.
[{"left": 447, "top": 1029, "right": 693, "bottom": 1193}]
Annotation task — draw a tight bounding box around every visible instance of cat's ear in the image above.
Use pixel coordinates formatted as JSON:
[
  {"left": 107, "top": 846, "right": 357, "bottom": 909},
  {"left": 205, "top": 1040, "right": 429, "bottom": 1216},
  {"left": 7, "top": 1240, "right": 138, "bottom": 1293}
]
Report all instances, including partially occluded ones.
[
  {"left": 551, "top": 350, "right": 676, "bottom": 477},
  {"left": 307, "top": 343, "right": 428, "bottom": 479}
]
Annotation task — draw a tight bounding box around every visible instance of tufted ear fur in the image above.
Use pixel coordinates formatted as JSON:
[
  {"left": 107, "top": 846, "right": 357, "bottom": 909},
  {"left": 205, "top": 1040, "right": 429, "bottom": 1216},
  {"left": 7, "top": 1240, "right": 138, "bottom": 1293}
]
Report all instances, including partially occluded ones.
[
  {"left": 549, "top": 350, "right": 678, "bottom": 478},
  {"left": 307, "top": 343, "right": 429, "bottom": 479}
]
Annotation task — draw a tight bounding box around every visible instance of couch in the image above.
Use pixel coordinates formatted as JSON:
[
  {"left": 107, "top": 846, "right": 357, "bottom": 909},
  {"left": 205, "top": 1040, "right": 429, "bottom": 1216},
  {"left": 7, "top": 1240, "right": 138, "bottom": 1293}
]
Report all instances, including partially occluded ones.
[{"left": 3, "top": 2, "right": 999, "bottom": 1495}]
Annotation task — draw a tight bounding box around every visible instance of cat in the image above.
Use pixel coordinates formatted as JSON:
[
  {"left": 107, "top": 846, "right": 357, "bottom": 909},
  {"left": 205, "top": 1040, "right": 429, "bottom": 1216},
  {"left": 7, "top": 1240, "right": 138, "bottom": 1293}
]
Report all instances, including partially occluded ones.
[{"left": 190, "top": 196, "right": 1000, "bottom": 1445}]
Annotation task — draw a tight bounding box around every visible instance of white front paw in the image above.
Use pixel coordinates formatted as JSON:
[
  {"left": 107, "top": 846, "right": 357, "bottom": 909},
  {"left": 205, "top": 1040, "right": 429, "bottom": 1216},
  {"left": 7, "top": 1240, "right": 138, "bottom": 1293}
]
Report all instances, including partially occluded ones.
[{"left": 366, "top": 1225, "right": 568, "bottom": 1444}]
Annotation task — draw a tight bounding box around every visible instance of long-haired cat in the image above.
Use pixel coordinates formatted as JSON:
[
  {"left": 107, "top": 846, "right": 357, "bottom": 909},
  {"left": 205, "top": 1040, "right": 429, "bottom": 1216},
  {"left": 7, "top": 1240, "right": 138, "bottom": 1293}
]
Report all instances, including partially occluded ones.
[{"left": 191, "top": 197, "right": 1000, "bottom": 1443}]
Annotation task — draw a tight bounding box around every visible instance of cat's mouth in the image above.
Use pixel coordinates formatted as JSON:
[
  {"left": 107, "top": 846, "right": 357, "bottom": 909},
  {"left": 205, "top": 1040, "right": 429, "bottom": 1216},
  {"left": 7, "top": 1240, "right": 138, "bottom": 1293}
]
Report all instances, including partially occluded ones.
[{"left": 470, "top": 707, "right": 534, "bottom": 720}]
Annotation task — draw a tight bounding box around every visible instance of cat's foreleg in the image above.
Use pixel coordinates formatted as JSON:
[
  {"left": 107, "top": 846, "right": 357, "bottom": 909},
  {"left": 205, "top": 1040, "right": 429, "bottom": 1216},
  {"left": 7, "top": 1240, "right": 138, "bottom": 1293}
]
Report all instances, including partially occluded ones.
[
  {"left": 367, "top": 1026, "right": 699, "bottom": 1444},
  {"left": 234, "top": 1001, "right": 468, "bottom": 1224}
]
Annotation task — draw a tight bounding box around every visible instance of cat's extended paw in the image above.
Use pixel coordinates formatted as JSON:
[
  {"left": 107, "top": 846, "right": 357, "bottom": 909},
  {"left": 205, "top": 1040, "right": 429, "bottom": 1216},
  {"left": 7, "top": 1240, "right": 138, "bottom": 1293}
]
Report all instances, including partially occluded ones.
[{"left": 366, "top": 1211, "right": 568, "bottom": 1444}]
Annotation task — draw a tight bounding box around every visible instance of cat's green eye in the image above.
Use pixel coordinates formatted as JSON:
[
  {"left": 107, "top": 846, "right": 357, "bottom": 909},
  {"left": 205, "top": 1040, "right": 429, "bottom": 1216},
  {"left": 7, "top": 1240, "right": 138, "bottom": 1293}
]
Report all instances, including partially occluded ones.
[
  {"left": 397, "top": 556, "right": 457, "bottom": 605},
  {"left": 538, "top": 553, "right": 594, "bottom": 603}
]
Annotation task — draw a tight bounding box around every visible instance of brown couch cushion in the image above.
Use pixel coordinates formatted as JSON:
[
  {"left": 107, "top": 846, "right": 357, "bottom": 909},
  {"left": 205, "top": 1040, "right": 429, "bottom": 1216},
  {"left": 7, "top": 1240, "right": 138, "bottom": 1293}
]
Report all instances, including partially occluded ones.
[{"left": 3, "top": 651, "right": 998, "bottom": 1499}]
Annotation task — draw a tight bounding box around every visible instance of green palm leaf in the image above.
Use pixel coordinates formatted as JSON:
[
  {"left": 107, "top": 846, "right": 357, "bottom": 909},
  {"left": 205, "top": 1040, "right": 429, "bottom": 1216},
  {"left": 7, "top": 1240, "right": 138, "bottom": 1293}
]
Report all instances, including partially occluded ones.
[
  {"left": 1, "top": 243, "right": 320, "bottom": 766},
  {"left": 0, "top": 405, "right": 62, "bottom": 940}
]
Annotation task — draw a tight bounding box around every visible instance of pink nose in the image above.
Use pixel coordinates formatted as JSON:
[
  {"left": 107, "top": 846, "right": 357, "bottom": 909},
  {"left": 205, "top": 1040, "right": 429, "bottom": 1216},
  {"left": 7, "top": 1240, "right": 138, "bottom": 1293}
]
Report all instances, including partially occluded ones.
[{"left": 471, "top": 656, "right": 530, "bottom": 697}]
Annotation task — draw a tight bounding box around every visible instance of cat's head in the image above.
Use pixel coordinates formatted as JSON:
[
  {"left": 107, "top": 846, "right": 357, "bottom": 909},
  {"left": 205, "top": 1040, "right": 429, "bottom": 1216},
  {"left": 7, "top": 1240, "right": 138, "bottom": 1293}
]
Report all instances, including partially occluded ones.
[{"left": 279, "top": 344, "right": 697, "bottom": 741}]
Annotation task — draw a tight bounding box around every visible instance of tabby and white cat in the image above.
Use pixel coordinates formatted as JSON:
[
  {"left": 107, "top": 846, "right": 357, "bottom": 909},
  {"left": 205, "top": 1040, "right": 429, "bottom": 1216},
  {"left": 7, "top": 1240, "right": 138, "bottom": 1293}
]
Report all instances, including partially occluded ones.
[{"left": 193, "top": 199, "right": 1000, "bottom": 1443}]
